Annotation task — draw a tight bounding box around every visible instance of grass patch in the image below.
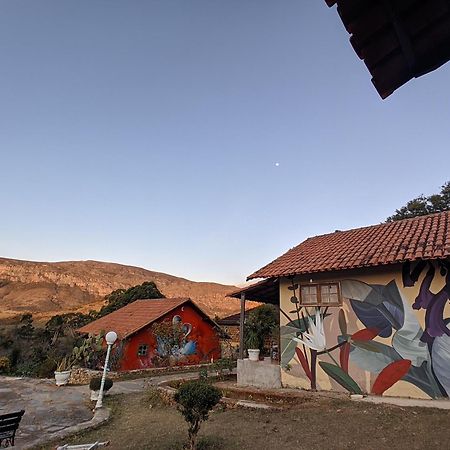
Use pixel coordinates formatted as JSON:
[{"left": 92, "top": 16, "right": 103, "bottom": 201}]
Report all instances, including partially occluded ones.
[{"left": 46, "top": 390, "right": 450, "bottom": 450}]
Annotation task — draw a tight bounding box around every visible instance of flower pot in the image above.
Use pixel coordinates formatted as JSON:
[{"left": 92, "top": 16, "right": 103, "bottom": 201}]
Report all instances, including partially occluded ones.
[
  {"left": 54, "top": 370, "right": 71, "bottom": 386},
  {"left": 247, "top": 349, "right": 260, "bottom": 362},
  {"left": 90, "top": 390, "right": 99, "bottom": 401}
]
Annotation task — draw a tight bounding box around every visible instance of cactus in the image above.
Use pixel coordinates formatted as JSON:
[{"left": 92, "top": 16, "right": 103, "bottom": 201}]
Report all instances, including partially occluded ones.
[{"left": 71, "top": 333, "right": 105, "bottom": 368}]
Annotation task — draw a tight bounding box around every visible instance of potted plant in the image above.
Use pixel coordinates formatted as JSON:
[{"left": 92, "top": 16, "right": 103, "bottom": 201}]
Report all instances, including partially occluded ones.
[
  {"left": 89, "top": 376, "right": 113, "bottom": 401},
  {"left": 54, "top": 356, "right": 73, "bottom": 386},
  {"left": 245, "top": 329, "right": 261, "bottom": 361},
  {"left": 244, "top": 305, "right": 278, "bottom": 361}
]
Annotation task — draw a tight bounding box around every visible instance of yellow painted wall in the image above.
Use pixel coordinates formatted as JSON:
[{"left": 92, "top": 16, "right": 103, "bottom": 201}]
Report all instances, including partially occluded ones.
[{"left": 279, "top": 262, "right": 450, "bottom": 399}]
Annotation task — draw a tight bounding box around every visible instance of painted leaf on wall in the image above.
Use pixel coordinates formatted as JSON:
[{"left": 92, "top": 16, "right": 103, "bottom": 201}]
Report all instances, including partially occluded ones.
[
  {"left": 349, "top": 340, "right": 401, "bottom": 374},
  {"left": 340, "top": 342, "right": 350, "bottom": 373},
  {"left": 351, "top": 340, "right": 383, "bottom": 353},
  {"left": 342, "top": 279, "right": 405, "bottom": 338},
  {"left": 281, "top": 337, "right": 297, "bottom": 369},
  {"left": 371, "top": 359, "right": 412, "bottom": 395},
  {"left": 338, "top": 309, "right": 347, "bottom": 335},
  {"left": 295, "top": 347, "right": 312, "bottom": 380},
  {"left": 280, "top": 325, "right": 299, "bottom": 369},
  {"left": 431, "top": 331, "right": 450, "bottom": 396},
  {"left": 351, "top": 327, "right": 380, "bottom": 341},
  {"left": 350, "top": 299, "right": 393, "bottom": 338},
  {"left": 319, "top": 361, "right": 362, "bottom": 394},
  {"left": 404, "top": 362, "right": 444, "bottom": 399}
]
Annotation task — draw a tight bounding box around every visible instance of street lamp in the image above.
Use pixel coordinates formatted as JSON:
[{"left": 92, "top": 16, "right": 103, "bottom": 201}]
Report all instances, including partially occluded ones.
[{"left": 95, "top": 330, "right": 118, "bottom": 410}]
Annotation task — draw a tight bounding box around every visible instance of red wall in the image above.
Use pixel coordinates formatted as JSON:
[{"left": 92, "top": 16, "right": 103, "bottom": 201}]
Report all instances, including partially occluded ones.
[{"left": 116, "top": 303, "right": 221, "bottom": 371}]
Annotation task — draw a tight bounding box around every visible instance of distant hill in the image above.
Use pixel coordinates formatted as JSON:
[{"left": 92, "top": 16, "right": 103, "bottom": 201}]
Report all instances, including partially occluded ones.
[{"left": 0, "top": 258, "right": 254, "bottom": 322}]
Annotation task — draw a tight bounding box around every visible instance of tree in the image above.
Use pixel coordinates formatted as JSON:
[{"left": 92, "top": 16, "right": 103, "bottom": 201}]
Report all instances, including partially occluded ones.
[
  {"left": 386, "top": 181, "right": 450, "bottom": 222},
  {"left": 174, "top": 380, "right": 222, "bottom": 450},
  {"left": 97, "top": 281, "right": 164, "bottom": 318}
]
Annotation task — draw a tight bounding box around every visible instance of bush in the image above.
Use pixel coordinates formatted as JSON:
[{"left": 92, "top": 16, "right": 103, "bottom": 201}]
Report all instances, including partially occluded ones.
[
  {"left": 0, "top": 356, "right": 11, "bottom": 374},
  {"left": 212, "top": 358, "right": 235, "bottom": 380},
  {"left": 198, "top": 367, "right": 208, "bottom": 381},
  {"left": 37, "top": 358, "right": 57, "bottom": 378},
  {"left": 174, "top": 380, "right": 222, "bottom": 450},
  {"left": 89, "top": 377, "right": 113, "bottom": 391}
]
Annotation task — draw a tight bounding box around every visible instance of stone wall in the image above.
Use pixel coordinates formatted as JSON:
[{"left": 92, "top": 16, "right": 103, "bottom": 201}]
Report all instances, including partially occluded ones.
[
  {"left": 68, "top": 362, "right": 212, "bottom": 385},
  {"left": 237, "top": 358, "right": 281, "bottom": 389}
]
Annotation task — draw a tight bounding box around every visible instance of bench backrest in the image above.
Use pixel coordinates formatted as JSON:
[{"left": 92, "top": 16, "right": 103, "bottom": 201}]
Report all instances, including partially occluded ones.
[{"left": 0, "top": 410, "right": 25, "bottom": 434}]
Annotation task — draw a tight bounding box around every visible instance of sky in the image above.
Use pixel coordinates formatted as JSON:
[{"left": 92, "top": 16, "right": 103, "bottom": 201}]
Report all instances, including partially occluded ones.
[{"left": 1, "top": 1, "right": 449, "bottom": 285}]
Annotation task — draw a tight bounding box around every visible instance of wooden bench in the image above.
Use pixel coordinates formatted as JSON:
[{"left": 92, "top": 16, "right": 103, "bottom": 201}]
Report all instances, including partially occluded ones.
[{"left": 0, "top": 410, "right": 25, "bottom": 448}]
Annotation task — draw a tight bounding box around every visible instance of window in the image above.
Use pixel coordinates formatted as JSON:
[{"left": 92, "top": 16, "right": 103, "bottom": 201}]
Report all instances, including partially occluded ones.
[
  {"left": 299, "top": 283, "right": 341, "bottom": 306},
  {"left": 137, "top": 344, "right": 148, "bottom": 357}
]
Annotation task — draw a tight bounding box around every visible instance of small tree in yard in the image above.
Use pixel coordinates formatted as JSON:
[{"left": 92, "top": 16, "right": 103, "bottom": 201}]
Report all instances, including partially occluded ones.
[{"left": 174, "top": 380, "right": 222, "bottom": 450}]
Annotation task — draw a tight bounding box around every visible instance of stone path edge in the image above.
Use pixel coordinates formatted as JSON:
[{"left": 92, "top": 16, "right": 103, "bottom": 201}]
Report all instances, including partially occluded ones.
[{"left": 23, "top": 407, "right": 111, "bottom": 450}]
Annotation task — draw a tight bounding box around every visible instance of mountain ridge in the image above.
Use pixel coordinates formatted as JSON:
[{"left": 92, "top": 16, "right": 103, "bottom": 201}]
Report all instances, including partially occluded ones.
[{"left": 0, "top": 257, "right": 253, "bottom": 321}]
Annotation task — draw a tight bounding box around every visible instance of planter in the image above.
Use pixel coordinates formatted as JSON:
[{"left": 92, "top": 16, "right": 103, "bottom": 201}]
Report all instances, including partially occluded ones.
[
  {"left": 54, "top": 370, "right": 71, "bottom": 386},
  {"left": 247, "top": 349, "right": 260, "bottom": 362}
]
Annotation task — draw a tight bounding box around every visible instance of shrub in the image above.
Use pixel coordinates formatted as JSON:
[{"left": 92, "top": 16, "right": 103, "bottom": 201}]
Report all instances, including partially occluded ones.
[
  {"left": 198, "top": 367, "right": 208, "bottom": 381},
  {"left": 174, "top": 380, "right": 222, "bottom": 450},
  {"left": 89, "top": 377, "right": 113, "bottom": 391},
  {"left": 37, "top": 358, "right": 57, "bottom": 378},
  {"left": 0, "top": 356, "right": 11, "bottom": 374},
  {"left": 212, "top": 358, "right": 235, "bottom": 380}
]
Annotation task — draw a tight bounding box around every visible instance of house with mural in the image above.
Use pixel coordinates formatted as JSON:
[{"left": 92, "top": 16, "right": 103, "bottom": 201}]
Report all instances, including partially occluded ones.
[
  {"left": 234, "top": 211, "right": 450, "bottom": 399},
  {"left": 78, "top": 298, "right": 222, "bottom": 370}
]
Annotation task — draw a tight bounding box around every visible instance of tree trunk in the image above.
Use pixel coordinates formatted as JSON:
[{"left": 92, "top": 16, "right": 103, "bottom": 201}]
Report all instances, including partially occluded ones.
[
  {"left": 189, "top": 431, "right": 197, "bottom": 450},
  {"left": 188, "top": 421, "right": 200, "bottom": 450}
]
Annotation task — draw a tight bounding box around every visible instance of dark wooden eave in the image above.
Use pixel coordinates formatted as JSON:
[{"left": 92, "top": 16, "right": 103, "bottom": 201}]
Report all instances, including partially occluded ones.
[
  {"left": 325, "top": 0, "right": 450, "bottom": 98},
  {"left": 227, "top": 278, "right": 279, "bottom": 305}
]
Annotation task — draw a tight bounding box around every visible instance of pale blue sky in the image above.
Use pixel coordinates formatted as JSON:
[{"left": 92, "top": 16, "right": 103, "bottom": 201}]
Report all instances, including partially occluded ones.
[{"left": 1, "top": 1, "right": 449, "bottom": 285}]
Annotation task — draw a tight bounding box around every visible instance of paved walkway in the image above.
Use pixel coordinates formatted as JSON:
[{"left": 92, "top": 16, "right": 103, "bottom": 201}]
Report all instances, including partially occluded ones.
[
  {"left": 0, "top": 372, "right": 198, "bottom": 449},
  {"left": 357, "top": 395, "right": 450, "bottom": 409},
  {"left": 0, "top": 377, "right": 92, "bottom": 448}
]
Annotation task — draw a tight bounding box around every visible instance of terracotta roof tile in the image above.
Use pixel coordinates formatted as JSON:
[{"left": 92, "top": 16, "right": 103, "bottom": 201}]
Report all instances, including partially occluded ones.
[
  {"left": 248, "top": 211, "right": 450, "bottom": 280},
  {"left": 78, "top": 298, "right": 192, "bottom": 339}
]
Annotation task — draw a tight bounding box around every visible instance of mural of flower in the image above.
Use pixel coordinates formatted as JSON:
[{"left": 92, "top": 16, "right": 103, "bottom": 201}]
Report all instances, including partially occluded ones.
[{"left": 293, "top": 309, "right": 326, "bottom": 351}]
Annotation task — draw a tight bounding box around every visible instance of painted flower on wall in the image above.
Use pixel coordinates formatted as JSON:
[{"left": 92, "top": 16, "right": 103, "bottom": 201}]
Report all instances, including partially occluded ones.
[{"left": 293, "top": 310, "right": 326, "bottom": 351}]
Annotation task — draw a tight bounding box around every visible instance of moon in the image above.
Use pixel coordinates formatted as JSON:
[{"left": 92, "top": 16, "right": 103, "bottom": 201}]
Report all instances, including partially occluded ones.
[{"left": 275, "top": 162, "right": 280, "bottom": 167}]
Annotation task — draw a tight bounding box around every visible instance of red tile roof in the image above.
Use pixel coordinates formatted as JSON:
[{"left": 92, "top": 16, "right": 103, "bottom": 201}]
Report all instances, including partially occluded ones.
[
  {"left": 248, "top": 211, "right": 450, "bottom": 280},
  {"left": 78, "top": 298, "right": 194, "bottom": 339},
  {"left": 325, "top": 0, "right": 450, "bottom": 98}
]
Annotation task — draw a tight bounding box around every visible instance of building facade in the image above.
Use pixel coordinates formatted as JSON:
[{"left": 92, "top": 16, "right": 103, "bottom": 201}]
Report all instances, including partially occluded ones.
[
  {"left": 79, "top": 298, "right": 222, "bottom": 371},
  {"left": 240, "top": 211, "right": 450, "bottom": 399}
]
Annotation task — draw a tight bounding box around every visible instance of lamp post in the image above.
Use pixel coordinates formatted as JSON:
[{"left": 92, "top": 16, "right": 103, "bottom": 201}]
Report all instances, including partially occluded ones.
[{"left": 95, "top": 330, "right": 117, "bottom": 410}]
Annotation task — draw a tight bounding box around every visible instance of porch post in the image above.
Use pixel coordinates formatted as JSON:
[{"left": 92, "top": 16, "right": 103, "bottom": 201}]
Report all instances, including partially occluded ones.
[{"left": 239, "top": 293, "right": 246, "bottom": 359}]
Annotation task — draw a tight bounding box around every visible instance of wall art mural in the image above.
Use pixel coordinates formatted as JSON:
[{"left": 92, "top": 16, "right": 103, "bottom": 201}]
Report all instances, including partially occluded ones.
[
  {"left": 280, "top": 260, "right": 450, "bottom": 398},
  {"left": 154, "top": 315, "right": 197, "bottom": 362}
]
